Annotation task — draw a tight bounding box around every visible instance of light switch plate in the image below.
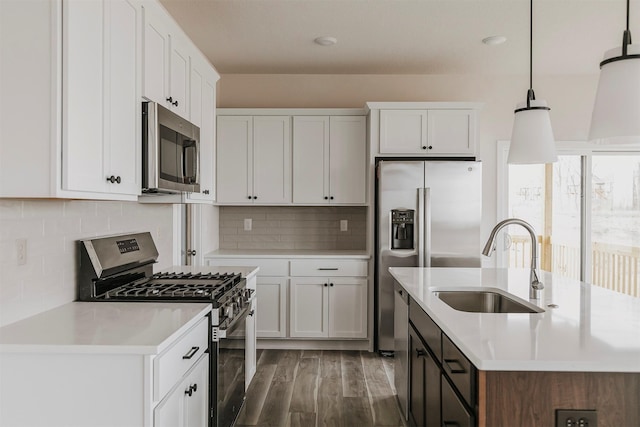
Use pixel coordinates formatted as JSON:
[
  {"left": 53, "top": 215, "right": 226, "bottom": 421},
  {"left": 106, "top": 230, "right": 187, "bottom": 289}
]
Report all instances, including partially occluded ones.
[
  {"left": 340, "top": 220, "right": 348, "bottom": 231},
  {"left": 244, "top": 218, "right": 252, "bottom": 231},
  {"left": 556, "top": 409, "right": 597, "bottom": 427}
]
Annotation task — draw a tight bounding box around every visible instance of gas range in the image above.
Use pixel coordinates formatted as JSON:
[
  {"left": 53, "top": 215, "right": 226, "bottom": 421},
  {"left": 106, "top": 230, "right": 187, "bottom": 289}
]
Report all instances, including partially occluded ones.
[
  {"left": 77, "top": 233, "right": 251, "bottom": 324},
  {"left": 77, "top": 232, "right": 251, "bottom": 427}
]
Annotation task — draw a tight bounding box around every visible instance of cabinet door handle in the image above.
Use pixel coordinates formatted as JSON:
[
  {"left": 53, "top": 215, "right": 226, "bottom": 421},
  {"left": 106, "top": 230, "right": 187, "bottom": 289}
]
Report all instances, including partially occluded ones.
[
  {"left": 182, "top": 346, "right": 200, "bottom": 360},
  {"left": 324, "top": 196, "right": 329, "bottom": 200},
  {"left": 422, "top": 145, "right": 427, "bottom": 149},
  {"left": 324, "top": 283, "right": 328, "bottom": 287},
  {"left": 166, "top": 96, "right": 173, "bottom": 104},
  {"left": 398, "top": 289, "right": 403, "bottom": 296},
  {"left": 173, "top": 100, "right": 179, "bottom": 107},
  {"left": 329, "top": 283, "right": 334, "bottom": 287},
  {"left": 247, "top": 196, "right": 252, "bottom": 199},
  {"left": 416, "top": 348, "right": 427, "bottom": 358},
  {"left": 444, "top": 358, "right": 466, "bottom": 374},
  {"left": 253, "top": 196, "right": 257, "bottom": 199},
  {"left": 184, "top": 383, "right": 197, "bottom": 396},
  {"left": 248, "top": 310, "right": 255, "bottom": 317},
  {"left": 203, "top": 189, "right": 210, "bottom": 195},
  {"left": 318, "top": 268, "right": 338, "bottom": 271}
]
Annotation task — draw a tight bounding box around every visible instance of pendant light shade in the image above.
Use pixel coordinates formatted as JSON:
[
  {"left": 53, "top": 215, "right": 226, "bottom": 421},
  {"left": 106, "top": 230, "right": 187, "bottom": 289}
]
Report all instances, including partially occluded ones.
[
  {"left": 508, "top": 0, "right": 557, "bottom": 164},
  {"left": 589, "top": 44, "right": 640, "bottom": 144},
  {"left": 509, "top": 99, "right": 557, "bottom": 164}
]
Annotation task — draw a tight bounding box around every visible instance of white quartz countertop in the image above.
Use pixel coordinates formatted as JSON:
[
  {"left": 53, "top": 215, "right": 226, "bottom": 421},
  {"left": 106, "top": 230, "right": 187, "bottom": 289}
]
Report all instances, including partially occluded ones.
[
  {"left": 389, "top": 267, "right": 640, "bottom": 372},
  {"left": 204, "top": 249, "right": 370, "bottom": 259},
  {"left": 0, "top": 302, "right": 211, "bottom": 355},
  {"left": 161, "top": 265, "right": 259, "bottom": 279}
]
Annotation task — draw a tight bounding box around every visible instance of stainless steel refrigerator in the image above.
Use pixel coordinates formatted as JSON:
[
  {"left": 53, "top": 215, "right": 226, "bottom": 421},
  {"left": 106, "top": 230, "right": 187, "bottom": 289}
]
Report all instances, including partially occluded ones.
[{"left": 375, "top": 160, "right": 482, "bottom": 353}]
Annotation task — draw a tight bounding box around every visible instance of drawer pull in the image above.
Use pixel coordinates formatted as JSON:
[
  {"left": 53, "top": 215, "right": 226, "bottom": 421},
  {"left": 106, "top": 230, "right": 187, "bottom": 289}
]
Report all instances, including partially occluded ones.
[
  {"left": 317, "top": 268, "right": 339, "bottom": 271},
  {"left": 182, "top": 346, "right": 200, "bottom": 360},
  {"left": 444, "top": 358, "right": 466, "bottom": 374},
  {"left": 416, "top": 348, "right": 427, "bottom": 358}
]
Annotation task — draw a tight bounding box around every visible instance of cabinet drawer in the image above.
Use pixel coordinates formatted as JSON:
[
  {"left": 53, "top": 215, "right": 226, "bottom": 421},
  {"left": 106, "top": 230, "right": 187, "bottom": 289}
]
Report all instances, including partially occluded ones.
[
  {"left": 442, "top": 334, "right": 476, "bottom": 408},
  {"left": 207, "top": 258, "right": 288, "bottom": 276},
  {"left": 154, "top": 316, "right": 209, "bottom": 400},
  {"left": 409, "top": 300, "right": 441, "bottom": 362},
  {"left": 441, "top": 375, "right": 474, "bottom": 427},
  {"left": 290, "top": 259, "right": 367, "bottom": 277}
]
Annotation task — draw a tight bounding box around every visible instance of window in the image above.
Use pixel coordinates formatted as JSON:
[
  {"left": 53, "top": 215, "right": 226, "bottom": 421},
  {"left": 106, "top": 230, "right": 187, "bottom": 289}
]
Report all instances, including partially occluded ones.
[{"left": 498, "top": 142, "right": 640, "bottom": 297}]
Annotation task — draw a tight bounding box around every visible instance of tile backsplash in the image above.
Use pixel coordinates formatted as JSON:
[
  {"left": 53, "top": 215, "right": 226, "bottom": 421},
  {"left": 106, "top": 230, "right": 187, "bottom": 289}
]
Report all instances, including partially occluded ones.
[
  {"left": 219, "top": 206, "right": 367, "bottom": 250},
  {"left": 0, "top": 199, "right": 175, "bottom": 327}
]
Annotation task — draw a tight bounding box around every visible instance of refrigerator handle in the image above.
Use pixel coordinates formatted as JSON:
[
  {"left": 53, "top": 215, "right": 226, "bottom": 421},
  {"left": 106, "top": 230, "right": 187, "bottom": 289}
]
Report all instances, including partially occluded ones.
[
  {"left": 417, "top": 188, "right": 425, "bottom": 267},
  {"left": 423, "top": 188, "right": 432, "bottom": 267}
]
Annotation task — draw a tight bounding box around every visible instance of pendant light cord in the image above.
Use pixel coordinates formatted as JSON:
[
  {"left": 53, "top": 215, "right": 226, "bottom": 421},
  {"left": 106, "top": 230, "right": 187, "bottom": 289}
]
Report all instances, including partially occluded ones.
[
  {"left": 627, "top": 0, "right": 630, "bottom": 33},
  {"left": 623, "top": 0, "right": 632, "bottom": 55},
  {"left": 526, "top": 0, "right": 535, "bottom": 107}
]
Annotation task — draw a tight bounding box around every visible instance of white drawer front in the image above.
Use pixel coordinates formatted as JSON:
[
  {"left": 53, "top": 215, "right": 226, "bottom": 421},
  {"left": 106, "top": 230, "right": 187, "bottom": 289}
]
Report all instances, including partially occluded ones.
[
  {"left": 290, "top": 259, "right": 368, "bottom": 277},
  {"left": 154, "top": 316, "right": 209, "bottom": 401},
  {"left": 206, "top": 258, "right": 289, "bottom": 276}
]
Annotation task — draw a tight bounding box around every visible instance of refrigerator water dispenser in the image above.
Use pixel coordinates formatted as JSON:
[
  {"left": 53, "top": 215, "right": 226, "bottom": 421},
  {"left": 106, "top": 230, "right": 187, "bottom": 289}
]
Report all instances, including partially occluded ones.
[{"left": 391, "top": 209, "right": 415, "bottom": 249}]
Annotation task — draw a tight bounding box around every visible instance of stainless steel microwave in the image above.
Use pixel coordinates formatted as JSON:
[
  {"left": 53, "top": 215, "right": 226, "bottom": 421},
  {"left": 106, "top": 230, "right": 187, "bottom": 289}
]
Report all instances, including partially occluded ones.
[{"left": 142, "top": 102, "right": 200, "bottom": 194}]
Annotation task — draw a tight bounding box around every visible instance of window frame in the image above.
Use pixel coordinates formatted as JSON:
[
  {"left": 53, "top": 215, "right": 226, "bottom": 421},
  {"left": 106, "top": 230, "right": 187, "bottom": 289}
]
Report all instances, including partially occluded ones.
[{"left": 496, "top": 140, "right": 640, "bottom": 283}]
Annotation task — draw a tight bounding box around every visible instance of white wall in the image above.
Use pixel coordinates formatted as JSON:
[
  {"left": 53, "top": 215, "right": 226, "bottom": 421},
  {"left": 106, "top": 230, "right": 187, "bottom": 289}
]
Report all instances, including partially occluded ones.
[
  {"left": 0, "top": 200, "right": 176, "bottom": 326},
  {"left": 217, "top": 73, "right": 599, "bottom": 253}
]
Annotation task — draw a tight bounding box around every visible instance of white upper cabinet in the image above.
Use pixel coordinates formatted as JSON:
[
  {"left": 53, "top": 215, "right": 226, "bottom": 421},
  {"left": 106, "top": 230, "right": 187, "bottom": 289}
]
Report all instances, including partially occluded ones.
[
  {"left": 186, "top": 54, "right": 219, "bottom": 202},
  {"left": 379, "top": 109, "right": 428, "bottom": 154},
  {"left": 62, "top": 0, "right": 141, "bottom": 197},
  {"left": 1, "top": 0, "right": 142, "bottom": 200},
  {"left": 142, "top": 1, "right": 190, "bottom": 119},
  {"left": 216, "top": 115, "right": 291, "bottom": 204},
  {"left": 373, "top": 103, "right": 480, "bottom": 157},
  {"left": 329, "top": 116, "right": 367, "bottom": 204},
  {"left": 292, "top": 115, "right": 366, "bottom": 205}
]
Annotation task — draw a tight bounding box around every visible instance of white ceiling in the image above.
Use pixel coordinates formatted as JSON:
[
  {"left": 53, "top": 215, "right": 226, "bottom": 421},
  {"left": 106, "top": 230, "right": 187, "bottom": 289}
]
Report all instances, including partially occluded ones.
[{"left": 158, "top": 0, "right": 638, "bottom": 76}]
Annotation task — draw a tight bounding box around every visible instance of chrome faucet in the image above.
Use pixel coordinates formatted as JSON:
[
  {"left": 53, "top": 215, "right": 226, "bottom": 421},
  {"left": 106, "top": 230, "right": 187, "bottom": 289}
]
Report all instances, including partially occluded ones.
[{"left": 482, "top": 218, "right": 544, "bottom": 299}]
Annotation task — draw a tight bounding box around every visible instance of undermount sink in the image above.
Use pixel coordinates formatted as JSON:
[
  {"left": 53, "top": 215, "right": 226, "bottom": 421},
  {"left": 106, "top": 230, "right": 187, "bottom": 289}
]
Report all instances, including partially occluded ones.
[{"left": 435, "top": 289, "right": 545, "bottom": 314}]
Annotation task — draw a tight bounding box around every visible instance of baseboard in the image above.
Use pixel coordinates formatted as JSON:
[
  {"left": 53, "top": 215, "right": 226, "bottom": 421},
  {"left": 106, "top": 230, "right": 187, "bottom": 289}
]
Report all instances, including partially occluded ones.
[{"left": 257, "top": 339, "right": 371, "bottom": 351}]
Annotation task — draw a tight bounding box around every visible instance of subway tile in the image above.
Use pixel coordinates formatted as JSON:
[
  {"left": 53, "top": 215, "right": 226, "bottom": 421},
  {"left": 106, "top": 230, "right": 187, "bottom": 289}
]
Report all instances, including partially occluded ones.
[
  {"left": 1, "top": 219, "right": 44, "bottom": 239},
  {"left": 219, "top": 227, "right": 238, "bottom": 235},
  {"left": 64, "top": 200, "right": 98, "bottom": 217},
  {"left": 0, "top": 200, "right": 23, "bottom": 218},
  {"left": 23, "top": 200, "right": 64, "bottom": 218},
  {"left": 43, "top": 218, "right": 82, "bottom": 237}
]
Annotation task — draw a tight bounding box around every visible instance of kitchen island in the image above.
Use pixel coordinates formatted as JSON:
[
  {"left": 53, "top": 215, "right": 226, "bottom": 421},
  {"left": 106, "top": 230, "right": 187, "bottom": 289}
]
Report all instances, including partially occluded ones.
[{"left": 390, "top": 267, "right": 640, "bottom": 427}]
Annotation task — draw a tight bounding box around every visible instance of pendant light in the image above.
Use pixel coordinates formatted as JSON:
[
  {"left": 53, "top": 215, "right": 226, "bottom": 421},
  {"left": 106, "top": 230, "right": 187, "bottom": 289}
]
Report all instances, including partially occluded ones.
[
  {"left": 589, "top": 0, "right": 640, "bottom": 144},
  {"left": 508, "top": 0, "right": 557, "bottom": 164}
]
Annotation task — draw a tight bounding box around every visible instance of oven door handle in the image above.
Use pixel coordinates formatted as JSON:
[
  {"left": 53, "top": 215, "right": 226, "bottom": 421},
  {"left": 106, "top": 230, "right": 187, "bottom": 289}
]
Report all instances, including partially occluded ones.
[{"left": 215, "top": 307, "right": 250, "bottom": 340}]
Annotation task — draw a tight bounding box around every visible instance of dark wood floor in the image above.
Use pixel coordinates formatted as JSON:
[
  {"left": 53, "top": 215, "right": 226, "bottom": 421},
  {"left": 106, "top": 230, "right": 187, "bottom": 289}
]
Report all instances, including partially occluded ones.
[{"left": 236, "top": 349, "right": 405, "bottom": 427}]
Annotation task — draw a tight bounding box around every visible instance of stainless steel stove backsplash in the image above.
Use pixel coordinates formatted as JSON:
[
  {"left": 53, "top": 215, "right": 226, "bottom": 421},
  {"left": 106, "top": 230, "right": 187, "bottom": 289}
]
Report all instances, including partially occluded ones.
[{"left": 219, "top": 206, "right": 366, "bottom": 250}]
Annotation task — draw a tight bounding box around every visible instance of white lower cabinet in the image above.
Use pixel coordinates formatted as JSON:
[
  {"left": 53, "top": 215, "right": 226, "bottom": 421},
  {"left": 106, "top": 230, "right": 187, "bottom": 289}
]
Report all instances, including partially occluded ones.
[
  {"left": 155, "top": 353, "right": 209, "bottom": 427},
  {"left": 0, "top": 308, "right": 210, "bottom": 427},
  {"left": 256, "top": 276, "right": 288, "bottom": 338},
  {"left": 289, "top": 277, "right": 367, "bottom": 338},
  {"left": 205, "top": 256, "right": 369, "bottom": 343}
]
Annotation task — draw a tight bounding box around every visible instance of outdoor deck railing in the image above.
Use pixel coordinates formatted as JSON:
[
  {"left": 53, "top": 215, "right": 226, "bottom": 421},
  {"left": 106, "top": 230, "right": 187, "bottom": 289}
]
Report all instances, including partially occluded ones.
[{"left": 508, "top": 236, "right": 640, "bottom": 298}]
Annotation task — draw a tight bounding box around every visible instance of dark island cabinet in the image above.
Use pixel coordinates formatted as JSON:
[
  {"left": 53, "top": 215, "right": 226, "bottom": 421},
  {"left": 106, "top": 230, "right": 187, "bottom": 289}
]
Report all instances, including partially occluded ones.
[{"left": 408, "top": 297, "right": 476, "bottom": 427}]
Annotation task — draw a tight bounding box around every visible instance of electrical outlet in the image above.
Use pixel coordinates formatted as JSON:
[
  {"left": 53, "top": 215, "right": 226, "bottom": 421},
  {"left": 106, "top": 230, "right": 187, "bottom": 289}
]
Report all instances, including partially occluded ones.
[
  {"left": 244, "top": 218, "right": 252, "bottom": 231},
  {"left": 556, "top": 409, "right": 597, "bottom": 427},
  {"left": 16, "top": 239, "right": 27, "bottom": 265},
  {"left": 340, "top": 219, "right": 348, "bottom": 231}
]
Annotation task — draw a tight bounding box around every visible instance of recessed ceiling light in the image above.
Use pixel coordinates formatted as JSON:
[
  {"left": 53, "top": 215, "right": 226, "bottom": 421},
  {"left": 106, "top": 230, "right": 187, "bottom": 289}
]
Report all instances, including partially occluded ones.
[
  {"left": 482, "top": 35, "right": 507, "bottom": 46},
  {"left": 314, "top": 36, "right": 337, "bottom": 46}
]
